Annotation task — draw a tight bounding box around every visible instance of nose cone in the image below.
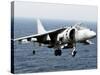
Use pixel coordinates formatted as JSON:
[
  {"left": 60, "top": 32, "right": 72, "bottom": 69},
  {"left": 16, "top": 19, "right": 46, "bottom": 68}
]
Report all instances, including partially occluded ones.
[{"left": 90, "top": 31, "right": 96, "bottom": 38}]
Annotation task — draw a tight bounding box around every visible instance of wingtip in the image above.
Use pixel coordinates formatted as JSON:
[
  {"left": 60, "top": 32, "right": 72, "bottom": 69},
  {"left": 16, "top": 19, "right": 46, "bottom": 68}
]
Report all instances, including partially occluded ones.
[
  {"left": 11, "top": 39, "right": 14, "bottom": 42},
  {"left": 11, "top": 39, "right": 17, "bottom": 41}
]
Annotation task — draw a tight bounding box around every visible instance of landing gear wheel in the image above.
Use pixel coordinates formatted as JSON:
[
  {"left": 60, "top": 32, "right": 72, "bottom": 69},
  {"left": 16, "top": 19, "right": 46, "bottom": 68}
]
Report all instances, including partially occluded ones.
[
  {"left": 33, "top": 50, "right": 35, "bottom": 55},
  {"left": 72, "top": 51, "right": 77, "bottom": 57},
  {"left": 54, "top": 49, "right": 62, "bottom": 56}
]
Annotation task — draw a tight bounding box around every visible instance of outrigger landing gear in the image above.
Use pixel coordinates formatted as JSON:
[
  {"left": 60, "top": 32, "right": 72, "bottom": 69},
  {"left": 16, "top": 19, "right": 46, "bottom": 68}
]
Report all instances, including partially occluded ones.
[
  {"left": 54, "top": 49, "right": 62, "bottom": 56},
  {"left": 32, "top": 42, "right": 37, "bottom": 55}
]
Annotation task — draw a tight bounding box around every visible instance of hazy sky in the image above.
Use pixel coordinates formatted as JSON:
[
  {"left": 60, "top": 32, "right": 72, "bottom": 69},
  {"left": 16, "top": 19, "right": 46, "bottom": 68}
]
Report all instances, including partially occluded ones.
[{"left": 14, "top": 1, "right": 97, "bottom": 21}]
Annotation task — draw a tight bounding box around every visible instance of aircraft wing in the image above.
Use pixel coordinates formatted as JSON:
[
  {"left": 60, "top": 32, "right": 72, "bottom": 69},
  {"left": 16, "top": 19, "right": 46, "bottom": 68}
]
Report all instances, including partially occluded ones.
[{"left": 13, "top": 27, "right": 66, "bottom": 42}]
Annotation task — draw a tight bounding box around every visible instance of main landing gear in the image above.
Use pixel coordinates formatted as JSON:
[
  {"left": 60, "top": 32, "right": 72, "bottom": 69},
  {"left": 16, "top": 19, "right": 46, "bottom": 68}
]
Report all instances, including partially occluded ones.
[
  {"left": 33, "top": 50, "right": 36, "bottom": 55},
  {"left": 54, "top": 49, "right": 62, "bottom": 56}
]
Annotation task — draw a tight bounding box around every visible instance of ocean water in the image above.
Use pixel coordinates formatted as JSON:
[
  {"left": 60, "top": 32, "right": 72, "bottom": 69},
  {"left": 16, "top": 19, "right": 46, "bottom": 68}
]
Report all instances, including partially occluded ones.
[{"left": 13, "top": 18, "right": 97, "bottom": 73}]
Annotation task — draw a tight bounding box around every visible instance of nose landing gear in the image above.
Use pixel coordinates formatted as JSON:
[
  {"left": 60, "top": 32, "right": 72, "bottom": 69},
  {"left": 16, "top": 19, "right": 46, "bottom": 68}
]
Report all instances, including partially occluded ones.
[
  {"left": 71, "top": 46, "right": 77, "bottom": 57},
  {"left": 72, "top": 50, "right": 77, "bottom": 57}
]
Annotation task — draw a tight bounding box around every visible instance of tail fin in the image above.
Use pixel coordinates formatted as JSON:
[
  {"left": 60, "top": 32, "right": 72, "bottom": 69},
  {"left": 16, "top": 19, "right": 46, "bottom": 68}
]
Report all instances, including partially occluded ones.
[{"left": 37, "top": 19, "right": 46, "bottom": 34}]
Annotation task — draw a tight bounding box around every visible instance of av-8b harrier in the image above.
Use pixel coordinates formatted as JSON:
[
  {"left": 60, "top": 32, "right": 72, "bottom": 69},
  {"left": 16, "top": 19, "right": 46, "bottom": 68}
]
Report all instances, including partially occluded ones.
[{"left": 13, "top": 19, "right": 96, "bottom": 57}]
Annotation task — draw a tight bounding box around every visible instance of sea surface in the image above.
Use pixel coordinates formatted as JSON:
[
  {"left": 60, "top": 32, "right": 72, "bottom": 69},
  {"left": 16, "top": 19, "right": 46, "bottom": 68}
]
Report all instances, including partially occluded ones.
[{"left": 13, "top": 18, "right": 97, "bottom": 73}]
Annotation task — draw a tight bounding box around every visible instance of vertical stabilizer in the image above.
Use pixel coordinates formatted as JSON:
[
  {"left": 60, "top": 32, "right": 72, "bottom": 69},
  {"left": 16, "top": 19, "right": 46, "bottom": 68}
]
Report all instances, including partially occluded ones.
[{"left": 37, "top": 19, "right": 46, "bottom": 34}]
